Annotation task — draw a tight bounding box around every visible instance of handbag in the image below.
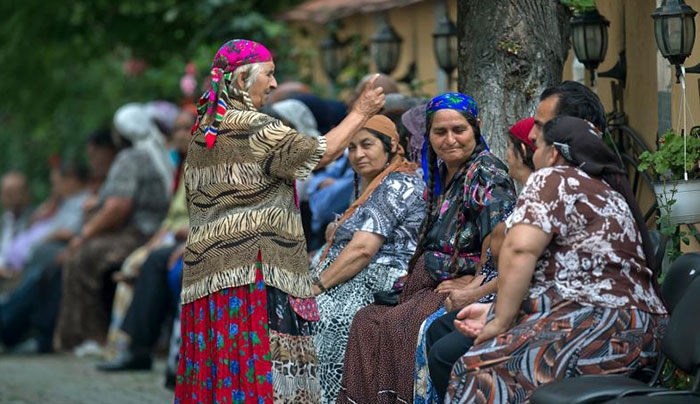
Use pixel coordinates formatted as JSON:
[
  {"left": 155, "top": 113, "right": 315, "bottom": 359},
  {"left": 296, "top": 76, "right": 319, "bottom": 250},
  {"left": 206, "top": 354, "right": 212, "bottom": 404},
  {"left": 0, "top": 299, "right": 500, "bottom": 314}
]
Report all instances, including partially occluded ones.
[{"left": 373, "top": 289, "right": 400, "bottom": 306}]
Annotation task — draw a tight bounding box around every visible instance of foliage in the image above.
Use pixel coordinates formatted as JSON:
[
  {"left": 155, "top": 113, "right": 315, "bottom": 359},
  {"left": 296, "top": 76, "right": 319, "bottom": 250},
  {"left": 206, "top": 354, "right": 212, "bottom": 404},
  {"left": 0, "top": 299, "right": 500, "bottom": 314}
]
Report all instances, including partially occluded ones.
[
  {"left": 559, "top": 0, "right": 597, "bottom": 14},
  {"left": 334, "top": 33, "right": 371, "bottom": 102},
  {"left": 638, "top": 129, "right": 700, "bottom": 181},
  {"left": 0, "top": 0, "right": 304, "bottom": 200},
  {"left": 638, "top": 129, "right": 700, "bottom": 261},
  {"left": 661, "top": 361, "right": 696, "bottom": 391},
  {"left": 403, "top": 77, "right": 435, "bottom": 100}
]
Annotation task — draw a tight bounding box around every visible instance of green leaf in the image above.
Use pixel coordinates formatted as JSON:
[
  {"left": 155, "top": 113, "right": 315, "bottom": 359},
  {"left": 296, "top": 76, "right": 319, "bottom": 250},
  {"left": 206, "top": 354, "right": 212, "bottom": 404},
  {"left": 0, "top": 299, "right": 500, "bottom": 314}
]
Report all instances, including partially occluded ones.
[
  {"left": 559, "top": 0, "right": 596, "bottom": 14},
  {"left": 0, "top": 0, "right": 306, "bottom": 197}
]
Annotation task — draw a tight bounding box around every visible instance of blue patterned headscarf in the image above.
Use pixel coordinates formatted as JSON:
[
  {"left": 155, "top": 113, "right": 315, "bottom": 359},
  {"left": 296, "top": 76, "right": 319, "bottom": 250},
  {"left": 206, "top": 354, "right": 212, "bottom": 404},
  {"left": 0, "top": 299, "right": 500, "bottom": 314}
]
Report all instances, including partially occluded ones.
[
  {"left": 425, "top": 92, "right": 479, "bottom": 123},
  {"left": 421, "top": 93, "right": 488, "bottom": 194}
]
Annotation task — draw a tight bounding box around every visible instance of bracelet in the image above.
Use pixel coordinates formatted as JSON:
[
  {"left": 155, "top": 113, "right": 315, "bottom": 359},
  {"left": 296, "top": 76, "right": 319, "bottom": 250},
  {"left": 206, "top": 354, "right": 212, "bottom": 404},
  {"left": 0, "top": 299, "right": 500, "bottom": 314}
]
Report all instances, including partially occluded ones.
[{"left": 312, "top": 275, "right": 328, "bottom": 293}]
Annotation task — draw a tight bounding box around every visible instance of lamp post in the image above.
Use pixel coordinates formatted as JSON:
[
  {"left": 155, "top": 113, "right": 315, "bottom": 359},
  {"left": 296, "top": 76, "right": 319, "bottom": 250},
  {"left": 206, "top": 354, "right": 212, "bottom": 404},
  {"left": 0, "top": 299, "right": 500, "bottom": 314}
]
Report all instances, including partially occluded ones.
[
  {"left": 370, "top": 14, "right": 402, "bottom": 75},
  {"left": 320, "top": 32, "right": 347, "bottom": 82},
  {"left": 570, "top": 8, "right": 610, "bottom": 86},
  {"left": 651, "top": 0, "right": 697, "bottom": 83},
  {"left": 432, "top": 13, "right": 458, "bottom": 90}
]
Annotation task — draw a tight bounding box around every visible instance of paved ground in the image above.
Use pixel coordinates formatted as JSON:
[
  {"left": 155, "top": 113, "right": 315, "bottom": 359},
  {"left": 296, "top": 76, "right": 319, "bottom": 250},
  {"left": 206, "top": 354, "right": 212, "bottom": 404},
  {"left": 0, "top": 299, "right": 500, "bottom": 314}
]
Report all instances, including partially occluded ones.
[{"left": 0, "top": 353, "right": 174, "bottom": 404}]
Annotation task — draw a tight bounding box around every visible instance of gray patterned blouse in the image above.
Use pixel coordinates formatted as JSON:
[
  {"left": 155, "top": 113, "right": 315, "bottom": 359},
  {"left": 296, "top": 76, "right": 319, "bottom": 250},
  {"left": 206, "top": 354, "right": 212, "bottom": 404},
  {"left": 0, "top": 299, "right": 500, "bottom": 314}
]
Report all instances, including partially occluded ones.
[{"left": 324, "top": 171, "right": 426, "bottom": 271}]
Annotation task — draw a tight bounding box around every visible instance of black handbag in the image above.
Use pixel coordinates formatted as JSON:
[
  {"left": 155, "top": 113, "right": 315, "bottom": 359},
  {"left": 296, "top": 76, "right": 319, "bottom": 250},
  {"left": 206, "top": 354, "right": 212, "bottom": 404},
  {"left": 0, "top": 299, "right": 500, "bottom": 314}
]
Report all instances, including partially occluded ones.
[{"left": 373, "top": 289, "right": 400, "bottom": 306}]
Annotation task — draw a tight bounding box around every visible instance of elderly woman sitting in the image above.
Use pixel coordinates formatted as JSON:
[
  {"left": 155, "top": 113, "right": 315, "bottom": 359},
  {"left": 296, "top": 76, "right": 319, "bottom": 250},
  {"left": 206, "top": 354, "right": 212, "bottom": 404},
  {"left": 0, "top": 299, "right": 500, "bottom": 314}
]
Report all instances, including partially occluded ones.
[
  {"left": 446, "top": 116, "right": 668, "bottom": 404},
  {"left": 337, "top": 93, "right": 517, "bottom": 404},
  {"left": 311, "top": 114, "right": 426, "bottom": 403},
  {"left": 414, "top": 117, "right": 537, "bottom": 404}
]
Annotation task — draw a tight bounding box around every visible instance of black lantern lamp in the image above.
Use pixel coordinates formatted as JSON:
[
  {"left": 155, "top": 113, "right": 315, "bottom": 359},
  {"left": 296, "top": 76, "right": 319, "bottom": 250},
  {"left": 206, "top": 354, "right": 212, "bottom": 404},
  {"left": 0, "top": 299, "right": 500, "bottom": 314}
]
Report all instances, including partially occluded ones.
[
  {"left": 652, "top": 0, "right": 697, "bottom": 83},
  {"left": 370, "top": 14, "right": 403, "bottom": 75},
  {"left": 320, "top": 32, "right": 347, "bottom": 82},
  {"left": 570, "top": 8, "right": 610, "bottom": 86},
  {"left": 432, "top": 13, "right": 458, "bottom": 89}
]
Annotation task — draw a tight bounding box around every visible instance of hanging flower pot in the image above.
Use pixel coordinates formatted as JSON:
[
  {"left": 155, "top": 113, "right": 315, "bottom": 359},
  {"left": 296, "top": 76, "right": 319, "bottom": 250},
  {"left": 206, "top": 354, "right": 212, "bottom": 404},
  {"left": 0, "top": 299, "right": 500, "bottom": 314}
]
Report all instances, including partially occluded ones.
[
  {"left": 640, "top": 128, "right": 700, "bottom": 226},
  {"left": 653, "top": 179, "right": 700, "bottom": 225},
  {"left": 640, "top": 128, "right": 700, "bottom": 262}
]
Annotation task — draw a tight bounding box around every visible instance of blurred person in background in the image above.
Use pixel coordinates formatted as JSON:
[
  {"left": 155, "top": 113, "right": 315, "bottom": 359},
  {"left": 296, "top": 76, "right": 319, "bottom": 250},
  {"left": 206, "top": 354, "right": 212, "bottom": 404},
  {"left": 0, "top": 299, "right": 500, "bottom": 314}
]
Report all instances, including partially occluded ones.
[
  {"left": 0, "top": 172, "right": 33, "bottom": 273},
  {"left": 54, "top": 103, "right": 172, "bottom": 354},
  {"left": 99, "top": 106, "right": 195, "bottom": 365},
  {"left": 0, "top": 129, "right": 119, "bottom": 353}
]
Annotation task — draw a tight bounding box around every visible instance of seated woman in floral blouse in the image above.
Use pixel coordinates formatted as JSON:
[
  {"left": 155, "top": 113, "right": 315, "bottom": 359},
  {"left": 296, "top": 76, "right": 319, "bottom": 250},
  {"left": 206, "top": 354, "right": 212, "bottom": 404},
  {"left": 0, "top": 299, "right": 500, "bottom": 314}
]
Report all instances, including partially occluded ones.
[
  {"left": 447, "top": 116, "right": 668, "bottom": 404},
  {"left": 414, "top": 116, "right": 537, "bottom": 404},
  {"left": 311, "top": 114, "right": 426, "bottom": 404},
  {"left": 337, "top": 93, "right": 517, "bottom": 404}
]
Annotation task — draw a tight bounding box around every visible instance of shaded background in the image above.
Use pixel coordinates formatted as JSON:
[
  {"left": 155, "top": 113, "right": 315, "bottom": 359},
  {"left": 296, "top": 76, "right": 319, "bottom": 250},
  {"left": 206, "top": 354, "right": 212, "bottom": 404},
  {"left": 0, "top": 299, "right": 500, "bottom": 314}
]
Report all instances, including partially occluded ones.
[{"left": 0, "top": 0, "right": 305, "bottom": 198}]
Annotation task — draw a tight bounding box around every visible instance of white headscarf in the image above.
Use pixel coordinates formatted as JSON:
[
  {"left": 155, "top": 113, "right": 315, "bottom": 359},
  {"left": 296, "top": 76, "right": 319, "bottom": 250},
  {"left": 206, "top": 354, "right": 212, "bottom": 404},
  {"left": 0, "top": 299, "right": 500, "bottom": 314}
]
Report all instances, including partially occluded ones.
[
  {"left": 113, "top": 103, "right": 175, "bottom": 198},
  {"left": 270, "top": 99, "right": 321, "bottom": 137},
  {"left": 146, "top": 100, "right": 180, "bottom": 135}
]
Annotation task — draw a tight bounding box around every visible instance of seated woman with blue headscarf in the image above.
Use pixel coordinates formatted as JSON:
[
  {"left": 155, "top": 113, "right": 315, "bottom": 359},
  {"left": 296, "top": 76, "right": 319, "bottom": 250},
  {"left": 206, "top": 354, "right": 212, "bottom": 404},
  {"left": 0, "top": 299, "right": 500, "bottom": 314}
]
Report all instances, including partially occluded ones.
[
  {"left": 413, "top": 117, "right": 537, "bottom": 404},
  {"left": 337, "top": 93, "right": 517, "bottom": 404}
]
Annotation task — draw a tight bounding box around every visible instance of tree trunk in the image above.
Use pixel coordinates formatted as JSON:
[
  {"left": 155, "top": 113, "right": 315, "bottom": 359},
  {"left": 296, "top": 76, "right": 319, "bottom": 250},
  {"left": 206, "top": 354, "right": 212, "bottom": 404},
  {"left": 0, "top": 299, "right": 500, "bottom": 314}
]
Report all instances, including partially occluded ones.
[{"left": 457, "top": 0, "right": 572, "bottom": 160}]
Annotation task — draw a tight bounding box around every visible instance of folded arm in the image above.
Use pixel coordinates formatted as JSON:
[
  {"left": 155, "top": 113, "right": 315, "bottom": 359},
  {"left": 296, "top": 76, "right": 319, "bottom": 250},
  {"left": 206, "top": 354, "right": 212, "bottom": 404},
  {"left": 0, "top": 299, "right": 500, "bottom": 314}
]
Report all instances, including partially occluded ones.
[{"left": 313, "top": 230, "right": 384, "bottom": 295}]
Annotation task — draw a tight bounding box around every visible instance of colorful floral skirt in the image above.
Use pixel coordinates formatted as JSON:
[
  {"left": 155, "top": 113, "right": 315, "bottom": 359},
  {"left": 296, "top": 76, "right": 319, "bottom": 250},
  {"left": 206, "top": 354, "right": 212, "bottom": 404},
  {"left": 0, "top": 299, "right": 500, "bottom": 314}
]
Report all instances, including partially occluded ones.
[{"left": 175, "top": 255, "right": 320, "bottom": 403}]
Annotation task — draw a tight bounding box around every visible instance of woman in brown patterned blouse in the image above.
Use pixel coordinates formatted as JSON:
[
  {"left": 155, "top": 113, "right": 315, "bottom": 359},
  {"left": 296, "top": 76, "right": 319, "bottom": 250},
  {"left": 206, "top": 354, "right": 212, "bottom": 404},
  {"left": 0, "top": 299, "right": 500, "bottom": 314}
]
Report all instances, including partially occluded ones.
[{"left": 447, "top": 116, "right": 668, "bottom": 404}]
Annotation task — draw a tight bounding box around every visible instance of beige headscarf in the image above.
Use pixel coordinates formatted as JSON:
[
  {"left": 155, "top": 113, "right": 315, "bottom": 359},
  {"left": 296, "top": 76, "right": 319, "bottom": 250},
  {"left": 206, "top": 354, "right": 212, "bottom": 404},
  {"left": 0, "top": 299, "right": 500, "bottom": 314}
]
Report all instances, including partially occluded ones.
[{"left": 318, "top": 114, "right": 418, "bottom": 264}]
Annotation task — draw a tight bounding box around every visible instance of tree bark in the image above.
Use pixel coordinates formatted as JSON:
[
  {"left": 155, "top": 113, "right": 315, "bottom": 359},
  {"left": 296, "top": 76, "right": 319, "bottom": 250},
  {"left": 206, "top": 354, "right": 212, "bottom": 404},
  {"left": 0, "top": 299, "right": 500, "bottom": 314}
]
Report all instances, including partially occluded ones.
[{"left": 458, "top": 0, "right": 572, "bottom": 160}]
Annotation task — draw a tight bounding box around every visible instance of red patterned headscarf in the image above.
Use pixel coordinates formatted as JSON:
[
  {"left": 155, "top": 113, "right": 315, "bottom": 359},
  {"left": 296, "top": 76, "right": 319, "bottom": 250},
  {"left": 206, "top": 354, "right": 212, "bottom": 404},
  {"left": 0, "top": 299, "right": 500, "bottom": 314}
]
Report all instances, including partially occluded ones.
[
  {"left": 198, "top": 39, "right": 273, "bottom": 148},
  {"left": 508, "top": 117, "right": 536, "bottom": 151}
]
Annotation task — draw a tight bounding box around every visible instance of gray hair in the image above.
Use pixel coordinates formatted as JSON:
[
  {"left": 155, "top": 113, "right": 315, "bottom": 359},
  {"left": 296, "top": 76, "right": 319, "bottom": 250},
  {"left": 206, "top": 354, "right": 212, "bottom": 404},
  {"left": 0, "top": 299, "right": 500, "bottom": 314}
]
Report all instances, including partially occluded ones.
[{"left": 229, "top": 62, "right": 265, "bottom": 92}]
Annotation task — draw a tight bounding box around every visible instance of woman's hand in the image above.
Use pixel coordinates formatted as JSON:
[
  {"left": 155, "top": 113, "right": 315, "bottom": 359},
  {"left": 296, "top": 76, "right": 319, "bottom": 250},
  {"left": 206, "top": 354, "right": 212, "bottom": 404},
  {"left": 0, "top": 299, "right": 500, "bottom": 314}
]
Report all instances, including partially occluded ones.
[
  {"left": 351, "top": 74, "right": 385, "bottom": 117},
  {"left": 82, "top": 194, "right": 99, "bottom": 215},
  {"left": 434, "top": 275, "right": 475, "bottom": 294},
  {"left": 318, "top": 178, "right": 336, "bottom": 190},
  {"left": 0, "top": 267, "right": 17, "bottom": 280},
  {"left": 453, "top": 303, "right": 491, "bottom": 338},
  {"left": 474, "top": 315, "right": 511, "bottom": 345},
  {"left": 317, "top": 74, "right": 385, "bottom": 168},
  {"left": 67, "top": 235, "right": 84, "bottom": 255},
  {"left": 111, "top": 271, "right": 137, "bottom": 284},
  {"left": 445, "top": 287, "right": 481, "bottom": 311},
  {"left": 31, "top": 197, "right": 60, "bottom": 224}
]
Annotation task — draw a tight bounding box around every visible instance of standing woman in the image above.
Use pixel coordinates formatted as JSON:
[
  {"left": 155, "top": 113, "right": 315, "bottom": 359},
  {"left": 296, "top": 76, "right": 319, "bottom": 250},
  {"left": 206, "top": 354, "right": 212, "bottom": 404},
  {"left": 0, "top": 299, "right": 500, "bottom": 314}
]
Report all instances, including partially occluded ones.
[{"left": 176, "top": 39, "right": 385, "bottom": 403}]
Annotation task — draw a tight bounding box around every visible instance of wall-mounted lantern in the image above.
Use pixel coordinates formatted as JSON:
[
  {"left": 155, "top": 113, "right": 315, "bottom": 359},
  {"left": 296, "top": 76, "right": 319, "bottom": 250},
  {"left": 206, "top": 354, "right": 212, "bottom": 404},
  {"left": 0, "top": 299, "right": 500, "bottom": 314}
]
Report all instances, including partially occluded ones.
[
  {"left": 652, "top": 0, "right": 697, "bottom": 82},
  {"left": 370, "top": 14, "right": 403, "bottom": 75},
  {"left": 320, "top": 32, "right": 347, "bottom": 82},
  {"left": 432, "top": 13, "right": 458, "bottom": 89},
  {"left": 570, "top": 8, "right": 610, "bottom": 86}
]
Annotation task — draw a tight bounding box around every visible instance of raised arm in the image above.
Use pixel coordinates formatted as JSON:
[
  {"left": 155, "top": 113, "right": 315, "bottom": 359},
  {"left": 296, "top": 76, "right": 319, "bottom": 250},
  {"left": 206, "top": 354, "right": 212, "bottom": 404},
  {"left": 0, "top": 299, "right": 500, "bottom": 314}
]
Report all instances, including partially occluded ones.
[{"left": 316, "top": 74, "right": 385, "bottom": 168}]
